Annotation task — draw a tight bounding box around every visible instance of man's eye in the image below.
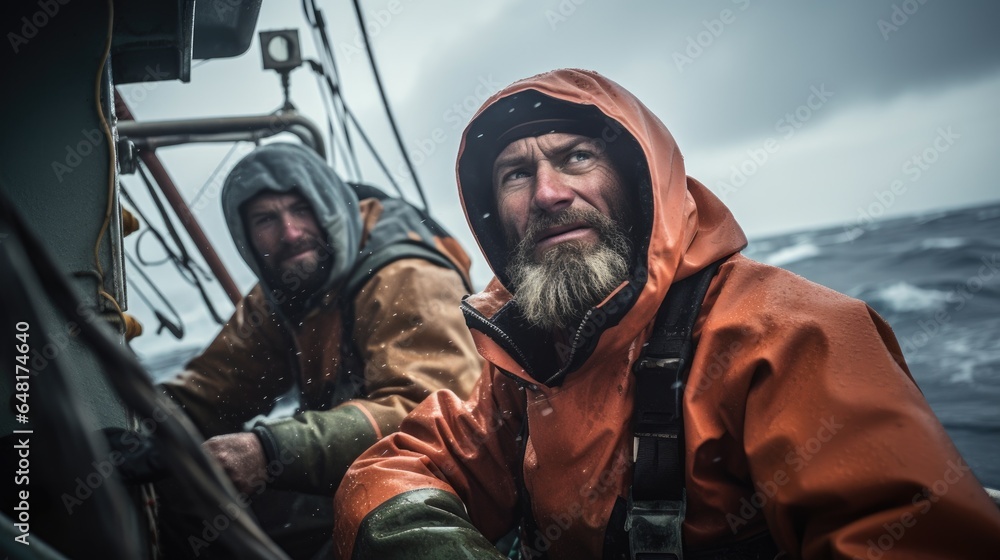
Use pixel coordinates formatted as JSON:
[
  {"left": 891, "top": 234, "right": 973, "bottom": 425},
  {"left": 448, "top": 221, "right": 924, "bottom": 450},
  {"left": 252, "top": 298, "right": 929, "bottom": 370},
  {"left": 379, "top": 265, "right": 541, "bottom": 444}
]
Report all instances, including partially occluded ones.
[
  {"left": 502, "top": 170, "right": 530, "bottom": 184},
  {"left": 568, "top": 151, "right": 592, "bottom": 163}
]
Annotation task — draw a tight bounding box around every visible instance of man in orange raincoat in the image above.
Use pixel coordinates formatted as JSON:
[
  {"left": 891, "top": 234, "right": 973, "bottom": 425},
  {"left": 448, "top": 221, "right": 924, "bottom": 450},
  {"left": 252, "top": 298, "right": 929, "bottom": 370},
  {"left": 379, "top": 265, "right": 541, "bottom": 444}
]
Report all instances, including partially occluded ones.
[{"left": 333, "top": 69, "right": 1000, "bottom": 559}]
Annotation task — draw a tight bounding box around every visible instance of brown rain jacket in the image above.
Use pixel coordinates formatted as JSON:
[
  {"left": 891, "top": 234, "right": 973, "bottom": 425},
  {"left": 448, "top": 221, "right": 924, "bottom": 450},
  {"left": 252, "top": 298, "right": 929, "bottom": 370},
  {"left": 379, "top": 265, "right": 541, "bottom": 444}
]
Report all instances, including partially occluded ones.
[
  {"left": 333, "top": 69, "right": 1000, "bottom": 559},
  {"left": 160, "top": 144, "right": 481, "bottom": 494}
]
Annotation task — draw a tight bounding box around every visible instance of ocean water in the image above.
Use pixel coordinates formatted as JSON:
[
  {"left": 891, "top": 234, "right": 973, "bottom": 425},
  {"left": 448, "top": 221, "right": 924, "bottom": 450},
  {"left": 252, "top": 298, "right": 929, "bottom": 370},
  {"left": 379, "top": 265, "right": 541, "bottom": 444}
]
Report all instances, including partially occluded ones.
[
  {"left": 745, "top": 202, "right": 1000, "bottom": 488},
  {"left": 141, "top": 202, "right": 1000, "bottom": 488}
]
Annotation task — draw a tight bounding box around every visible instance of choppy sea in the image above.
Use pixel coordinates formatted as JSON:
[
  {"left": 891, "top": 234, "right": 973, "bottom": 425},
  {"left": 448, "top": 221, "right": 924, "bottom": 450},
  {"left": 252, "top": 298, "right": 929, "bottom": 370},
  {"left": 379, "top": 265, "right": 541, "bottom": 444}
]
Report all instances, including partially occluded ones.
[
  {"left": 141, "top": 202, "right": 1000, "bottom": 488},
  {"left": 745, "top": 202, "right": 1000, "bottom": 488}
]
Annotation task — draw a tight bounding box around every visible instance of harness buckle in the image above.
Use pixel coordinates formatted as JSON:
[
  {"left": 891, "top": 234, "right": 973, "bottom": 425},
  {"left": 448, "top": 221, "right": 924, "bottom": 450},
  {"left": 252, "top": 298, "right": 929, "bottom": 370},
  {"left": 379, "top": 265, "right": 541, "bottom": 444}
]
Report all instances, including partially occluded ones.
[
  {"left": 626, "top": 489, "right": 685, "bottom": 560},
  {"left": 634, "top": 356, "right": 682, "bottom": 374}
]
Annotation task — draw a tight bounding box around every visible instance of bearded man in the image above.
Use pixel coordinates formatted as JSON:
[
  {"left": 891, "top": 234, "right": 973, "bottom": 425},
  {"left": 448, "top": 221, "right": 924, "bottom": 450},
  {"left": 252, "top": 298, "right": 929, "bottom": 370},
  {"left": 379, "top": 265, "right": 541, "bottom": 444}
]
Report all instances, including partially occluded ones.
[
  {"left": 157, "top": 142, "right": 481, "bottom": 559},
  {"left": 332, "top": 70, "right": 1000, "bottom": 559}
]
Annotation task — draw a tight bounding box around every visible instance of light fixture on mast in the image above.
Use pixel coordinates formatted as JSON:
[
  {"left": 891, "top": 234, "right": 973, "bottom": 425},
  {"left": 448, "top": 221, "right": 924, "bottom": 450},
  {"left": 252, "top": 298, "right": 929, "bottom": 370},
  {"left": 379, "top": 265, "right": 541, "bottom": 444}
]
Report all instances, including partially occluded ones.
[{"left": 259, "top": 29, "right": 303, "bottom": 110}]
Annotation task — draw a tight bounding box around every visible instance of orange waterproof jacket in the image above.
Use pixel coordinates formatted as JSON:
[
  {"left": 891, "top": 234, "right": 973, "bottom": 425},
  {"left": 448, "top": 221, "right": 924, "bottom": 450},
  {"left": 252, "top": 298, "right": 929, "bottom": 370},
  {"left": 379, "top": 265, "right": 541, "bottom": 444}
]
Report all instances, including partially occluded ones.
[{"left": 333, "top": 69, "right": 1000, "bottom": 559}]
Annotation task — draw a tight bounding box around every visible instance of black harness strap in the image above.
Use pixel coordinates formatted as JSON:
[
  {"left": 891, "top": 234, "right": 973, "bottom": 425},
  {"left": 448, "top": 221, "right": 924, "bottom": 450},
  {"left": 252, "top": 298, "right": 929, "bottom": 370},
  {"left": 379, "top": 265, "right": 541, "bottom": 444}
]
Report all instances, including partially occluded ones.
[
  {"left": 627, "top": 258, "right": 727, "bottom": 559},
  {"left": 511, "top": 256, "right": 781, "bottom": 560},
  {"left": 631, "top": 260, "right": 724, "bottom": 500}
]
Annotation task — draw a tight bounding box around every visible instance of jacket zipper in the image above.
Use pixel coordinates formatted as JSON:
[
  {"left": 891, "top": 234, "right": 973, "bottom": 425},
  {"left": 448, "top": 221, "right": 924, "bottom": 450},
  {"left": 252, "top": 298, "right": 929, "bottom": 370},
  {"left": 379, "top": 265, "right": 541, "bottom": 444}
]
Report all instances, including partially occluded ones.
[
  {"left": 461, "top": 300, "right": 537, "bottom": 381},
  {"left": 541, "top": 308, "right": 595, "bottom": 386}
]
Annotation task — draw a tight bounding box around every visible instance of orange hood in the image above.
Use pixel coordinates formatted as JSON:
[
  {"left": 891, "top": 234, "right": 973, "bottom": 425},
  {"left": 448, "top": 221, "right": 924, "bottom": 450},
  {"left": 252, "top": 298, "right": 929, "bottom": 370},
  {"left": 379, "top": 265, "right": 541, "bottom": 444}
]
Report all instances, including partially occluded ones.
[{"left": 456, "top": 69, "right": 748, "bottom": 380}]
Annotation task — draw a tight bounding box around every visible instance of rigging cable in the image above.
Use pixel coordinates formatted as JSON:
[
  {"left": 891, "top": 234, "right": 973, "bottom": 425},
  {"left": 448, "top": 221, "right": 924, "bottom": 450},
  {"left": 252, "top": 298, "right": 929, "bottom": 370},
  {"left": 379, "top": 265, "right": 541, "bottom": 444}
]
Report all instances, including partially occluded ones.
[
  {"left": 188, "top": 142, "right": 243, "bottom": 209},
  {"left": 303, "top": 0, "right": 360, "bottom": 175},
  {"left": 125, "top": 250, "right": 185, "bottom": 339},
  {"left": 351, "top": 0, "right": 431, "bottom": 211},
  {"left": 121, "top": 175, "right": 226, "bottom": 324},
  {"left": 303, "top": 58, "right": 406, "bottom": 198},
  {"left": 89, "top": 0, "right": 126, "bottom": 326},
  {"left": 307, "top": 59, "right": 363, "bottom": 182},
  {"left": 301, "top": 0, "right": 418, "bottom": 199}
]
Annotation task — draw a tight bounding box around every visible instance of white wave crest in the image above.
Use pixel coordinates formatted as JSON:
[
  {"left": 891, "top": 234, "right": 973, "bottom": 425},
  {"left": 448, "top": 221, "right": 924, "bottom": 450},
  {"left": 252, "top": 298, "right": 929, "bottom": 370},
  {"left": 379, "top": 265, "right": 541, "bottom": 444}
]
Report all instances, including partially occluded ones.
[
  {"left": 867, "top": 282, "right": 951, "bottom": 313},
  {"left": 762, "top": 243, "right": 821, "bottom": 267},
  {"left": 920, "top": 237, "right": 966, "bottom": 250}
]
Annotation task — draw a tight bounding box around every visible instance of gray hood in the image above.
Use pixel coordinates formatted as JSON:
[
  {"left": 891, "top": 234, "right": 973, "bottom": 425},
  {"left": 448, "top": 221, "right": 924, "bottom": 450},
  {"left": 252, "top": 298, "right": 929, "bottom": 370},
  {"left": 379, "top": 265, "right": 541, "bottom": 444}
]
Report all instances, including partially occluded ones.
[{"left": 220, "top": 142, "right": 362, "bottom": 298}]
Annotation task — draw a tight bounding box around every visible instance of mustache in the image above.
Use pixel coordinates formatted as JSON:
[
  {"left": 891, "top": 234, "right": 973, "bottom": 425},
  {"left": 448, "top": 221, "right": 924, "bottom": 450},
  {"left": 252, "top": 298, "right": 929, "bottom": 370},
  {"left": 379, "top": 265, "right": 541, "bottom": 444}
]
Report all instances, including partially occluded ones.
[
  {"left": 273, "top": 237, "right": 326, "bottom": 263},
  {"left": 511, "top": 207, "right": 618, "bottom": 253}
]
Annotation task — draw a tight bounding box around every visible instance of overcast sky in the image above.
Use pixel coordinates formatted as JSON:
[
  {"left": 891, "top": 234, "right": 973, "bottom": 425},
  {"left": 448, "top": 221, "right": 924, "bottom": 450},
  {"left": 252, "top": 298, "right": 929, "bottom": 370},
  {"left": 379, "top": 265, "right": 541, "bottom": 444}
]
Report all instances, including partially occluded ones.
[{"left": 119, "top": 0, "right": 1000, "bottom": 356}]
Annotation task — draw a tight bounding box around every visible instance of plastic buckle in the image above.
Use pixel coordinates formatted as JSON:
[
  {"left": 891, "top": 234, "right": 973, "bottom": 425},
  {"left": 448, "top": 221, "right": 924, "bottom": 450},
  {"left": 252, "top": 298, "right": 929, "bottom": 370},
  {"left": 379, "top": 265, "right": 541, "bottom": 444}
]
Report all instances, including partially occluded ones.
[{"left": 626, "top": 489, "right": 685, "bottom": 560}]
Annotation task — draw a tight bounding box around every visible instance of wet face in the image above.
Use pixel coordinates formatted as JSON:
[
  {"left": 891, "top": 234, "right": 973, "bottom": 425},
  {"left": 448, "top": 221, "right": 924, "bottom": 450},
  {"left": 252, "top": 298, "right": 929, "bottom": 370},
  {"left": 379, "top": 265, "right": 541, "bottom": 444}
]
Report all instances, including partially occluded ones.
[
  {"left": 493, "top": 133, "right": 630, "bottom": 258},
  {"left": 492, "top": 132, "right": 633, "bottom": 330},
  {"left": 244, "top": 191, "right": 331, "bottom": 295}
]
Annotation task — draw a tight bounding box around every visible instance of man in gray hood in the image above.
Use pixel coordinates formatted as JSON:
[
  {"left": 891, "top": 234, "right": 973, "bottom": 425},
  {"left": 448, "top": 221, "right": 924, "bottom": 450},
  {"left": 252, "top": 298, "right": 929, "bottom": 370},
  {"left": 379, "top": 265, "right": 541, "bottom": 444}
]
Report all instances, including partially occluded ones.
[{"left": 158, "top": 142, "right": 481, "bottom": 558}]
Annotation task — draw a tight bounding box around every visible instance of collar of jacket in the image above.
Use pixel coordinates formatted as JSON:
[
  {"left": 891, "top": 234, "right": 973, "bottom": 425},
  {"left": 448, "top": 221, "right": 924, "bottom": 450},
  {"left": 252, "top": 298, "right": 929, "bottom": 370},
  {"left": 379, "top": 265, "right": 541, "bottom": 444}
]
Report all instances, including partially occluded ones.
[{"left": 461, "top": 264, "right": 647, "bottom": 387}]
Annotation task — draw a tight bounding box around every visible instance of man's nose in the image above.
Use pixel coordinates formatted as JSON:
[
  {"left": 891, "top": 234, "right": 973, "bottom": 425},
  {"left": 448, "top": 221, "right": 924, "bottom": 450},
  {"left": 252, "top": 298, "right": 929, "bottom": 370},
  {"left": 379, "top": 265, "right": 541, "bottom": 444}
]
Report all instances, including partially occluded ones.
[
  {"left": 532, "top": 165, "right": 575, "bottom": 213},
  {"left": 280, "top": 215, "right": 307, "bottom": 242}
]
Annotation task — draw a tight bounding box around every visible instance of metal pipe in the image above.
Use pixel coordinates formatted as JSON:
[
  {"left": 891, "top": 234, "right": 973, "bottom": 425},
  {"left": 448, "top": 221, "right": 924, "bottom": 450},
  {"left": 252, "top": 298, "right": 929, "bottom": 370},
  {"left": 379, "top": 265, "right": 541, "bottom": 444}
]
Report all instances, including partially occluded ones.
[
  {"left": 116, "top": 111, "right": 326, "bottom": 158},
  {"left": 114, "top": 90, "right": 244, "bottom": 306}
]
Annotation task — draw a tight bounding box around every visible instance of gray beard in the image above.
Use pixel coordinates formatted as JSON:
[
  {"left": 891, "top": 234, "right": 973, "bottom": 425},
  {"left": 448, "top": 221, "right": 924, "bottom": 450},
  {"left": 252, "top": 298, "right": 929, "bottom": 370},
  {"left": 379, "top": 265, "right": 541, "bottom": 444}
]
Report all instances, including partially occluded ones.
[{"left": 506, "top": 213, "right": 631, "bottom": 331}]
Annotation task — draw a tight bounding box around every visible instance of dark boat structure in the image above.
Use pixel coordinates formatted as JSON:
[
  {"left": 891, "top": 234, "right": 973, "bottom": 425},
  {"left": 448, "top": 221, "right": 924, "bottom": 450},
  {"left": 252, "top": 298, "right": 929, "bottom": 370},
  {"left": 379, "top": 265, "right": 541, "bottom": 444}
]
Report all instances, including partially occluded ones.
[{"left": 0, "top": 0, "right": 339, "bottom": 557}]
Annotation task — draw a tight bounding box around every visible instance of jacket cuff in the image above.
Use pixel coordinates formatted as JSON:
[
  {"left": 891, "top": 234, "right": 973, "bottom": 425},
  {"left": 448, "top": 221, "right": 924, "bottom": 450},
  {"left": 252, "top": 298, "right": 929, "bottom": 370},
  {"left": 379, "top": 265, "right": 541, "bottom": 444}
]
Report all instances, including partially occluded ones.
[
  {"left": 250, "top": 424, "right": 281, "bottom": 465},
  {"left": 252, "top": 404, "right": 380, "bottom": 493},
  {"left": 352, "top": 488, "right": 505, "bottom": 560}
]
